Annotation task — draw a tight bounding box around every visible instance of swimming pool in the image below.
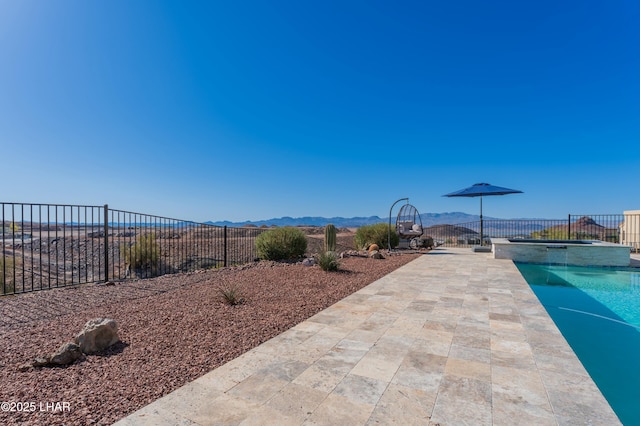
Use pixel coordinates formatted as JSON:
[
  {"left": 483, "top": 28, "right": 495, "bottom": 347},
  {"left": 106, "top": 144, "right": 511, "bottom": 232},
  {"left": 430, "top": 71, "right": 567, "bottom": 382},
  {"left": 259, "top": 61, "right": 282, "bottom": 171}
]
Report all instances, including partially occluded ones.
[{"left": 516, "top": 263, "right": 640, "bottom": 425}]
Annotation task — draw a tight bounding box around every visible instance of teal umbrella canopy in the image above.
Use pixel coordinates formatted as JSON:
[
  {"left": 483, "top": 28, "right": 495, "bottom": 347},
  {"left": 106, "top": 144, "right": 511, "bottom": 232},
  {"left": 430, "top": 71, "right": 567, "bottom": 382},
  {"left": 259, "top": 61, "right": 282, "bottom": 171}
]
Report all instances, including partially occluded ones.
[
  {"left": 443, "top": 183, "right": 523, "bottom": 246},
  {"left": 443, "top": 183, "right": 523, "bottom": 198}
]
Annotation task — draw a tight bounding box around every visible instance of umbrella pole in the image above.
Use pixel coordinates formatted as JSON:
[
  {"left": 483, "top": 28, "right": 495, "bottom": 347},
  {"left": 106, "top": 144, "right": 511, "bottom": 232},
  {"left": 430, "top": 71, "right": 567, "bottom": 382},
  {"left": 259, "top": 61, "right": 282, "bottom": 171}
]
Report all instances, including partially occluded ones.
[{"left": 479, "top": 196, "right": 483, "bottom": 246}]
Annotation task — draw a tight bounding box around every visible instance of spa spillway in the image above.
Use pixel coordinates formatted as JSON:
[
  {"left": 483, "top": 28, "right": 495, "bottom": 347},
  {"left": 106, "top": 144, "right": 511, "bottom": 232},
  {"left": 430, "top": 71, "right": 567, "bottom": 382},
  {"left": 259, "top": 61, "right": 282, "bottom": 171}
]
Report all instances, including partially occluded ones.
[{"left": 492, "top": 238, "right": 632, "bottom": 267}]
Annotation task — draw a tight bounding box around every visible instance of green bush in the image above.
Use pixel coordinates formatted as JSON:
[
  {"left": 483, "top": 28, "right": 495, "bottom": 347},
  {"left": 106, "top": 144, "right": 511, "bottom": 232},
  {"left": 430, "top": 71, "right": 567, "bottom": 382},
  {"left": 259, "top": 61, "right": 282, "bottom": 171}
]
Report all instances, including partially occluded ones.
[
  {"left": 255, "top": 227, "right": 307, "bottom": 260},
  {"left": 1, "top": 257, "right": 15, "bottom": 294},
  {"left": 354, "top": 223, "right": 399, "bottom": 250},
  {"left": 316, "top": 250, "right": 339, "bottom": 272},
  {"left": 121, "top": 234, "right": 160, "bottom": 275}
]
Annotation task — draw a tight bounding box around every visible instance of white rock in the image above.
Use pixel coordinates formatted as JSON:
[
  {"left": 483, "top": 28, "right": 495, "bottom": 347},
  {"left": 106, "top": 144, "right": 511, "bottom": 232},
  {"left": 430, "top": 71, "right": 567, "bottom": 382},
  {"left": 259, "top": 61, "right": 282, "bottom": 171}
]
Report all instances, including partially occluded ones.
[
  {"left": 369, "top": 250, "right": 384, "bottom": 259},
  {"left": 75, "top": 318, "right": 120, "bottom": 354}
]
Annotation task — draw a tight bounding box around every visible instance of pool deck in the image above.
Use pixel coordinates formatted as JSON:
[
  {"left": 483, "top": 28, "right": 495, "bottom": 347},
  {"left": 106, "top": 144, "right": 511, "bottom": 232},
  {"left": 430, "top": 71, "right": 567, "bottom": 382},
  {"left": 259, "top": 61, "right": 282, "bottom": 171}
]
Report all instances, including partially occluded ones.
[{"left": 114, "top": 248, "right": 625, "bottom": 425}]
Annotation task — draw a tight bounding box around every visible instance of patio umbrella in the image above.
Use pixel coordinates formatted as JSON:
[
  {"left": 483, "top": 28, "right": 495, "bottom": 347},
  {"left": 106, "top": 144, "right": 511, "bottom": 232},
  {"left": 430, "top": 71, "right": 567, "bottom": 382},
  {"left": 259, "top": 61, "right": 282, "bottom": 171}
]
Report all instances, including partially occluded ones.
[{"left": 443, "top": 183, "right": 523, "bottom": 246}]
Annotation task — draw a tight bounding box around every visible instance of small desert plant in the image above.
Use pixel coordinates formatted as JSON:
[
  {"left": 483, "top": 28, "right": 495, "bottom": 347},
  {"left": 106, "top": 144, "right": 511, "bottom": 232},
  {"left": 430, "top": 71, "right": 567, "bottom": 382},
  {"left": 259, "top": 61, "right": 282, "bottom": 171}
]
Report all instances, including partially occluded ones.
[
  {"left": 316, "top": 250, "right": 340, "bottom": 272},
  {"left": 355, "top": 223, "right": 399, "bottom": 250},
  {"left": 255, "top": 227, "right": 307, "bottom": 260},
  {"left": 218, "top": 285, "right": 244, "bottom": 306},
  {"left": 324, "top": 224, "right": 337, "bottom": 252},
  {"left": 0, "top": 257, "right": 15, "bottom": 294},
  {"left": 121, "top": 234, "right": 160, "bottom": 275}
]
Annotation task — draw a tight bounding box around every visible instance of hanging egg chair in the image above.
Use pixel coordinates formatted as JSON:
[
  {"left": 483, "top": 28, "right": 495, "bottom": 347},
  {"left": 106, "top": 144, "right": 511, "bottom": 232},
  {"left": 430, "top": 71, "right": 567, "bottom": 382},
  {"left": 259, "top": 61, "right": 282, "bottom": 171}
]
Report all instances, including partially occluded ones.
[{"left": 396, "top": 203, "right": 424, "bottom": 249}]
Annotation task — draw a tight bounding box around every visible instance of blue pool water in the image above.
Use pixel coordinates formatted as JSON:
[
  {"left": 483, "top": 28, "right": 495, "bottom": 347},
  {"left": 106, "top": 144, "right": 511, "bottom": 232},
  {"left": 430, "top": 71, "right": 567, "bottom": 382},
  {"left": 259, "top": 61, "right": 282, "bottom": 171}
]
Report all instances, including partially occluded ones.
[{"left": 516, "top": 263, "right": 640, "bottom": 425}]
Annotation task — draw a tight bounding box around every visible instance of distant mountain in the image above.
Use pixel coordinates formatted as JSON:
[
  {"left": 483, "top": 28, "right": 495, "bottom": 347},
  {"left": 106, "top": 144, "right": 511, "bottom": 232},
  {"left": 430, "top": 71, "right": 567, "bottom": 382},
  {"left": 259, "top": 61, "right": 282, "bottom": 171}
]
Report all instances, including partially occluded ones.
[
  {"left": 206, "top": 215, "right": 383, "bottom": 228},
  {"left": 420, "top": 212, "right": 483, "bottom": 226},
  {"left": 207, "top": 212, "right": 492, "bottom": 228}
]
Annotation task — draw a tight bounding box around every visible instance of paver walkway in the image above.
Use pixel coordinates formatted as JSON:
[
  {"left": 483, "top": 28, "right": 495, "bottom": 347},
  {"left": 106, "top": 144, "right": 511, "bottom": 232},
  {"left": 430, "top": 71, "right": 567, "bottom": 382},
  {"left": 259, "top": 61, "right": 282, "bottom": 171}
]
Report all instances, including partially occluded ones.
[{"left": 114, "top": 248, "right": 621, "bottom": 425}]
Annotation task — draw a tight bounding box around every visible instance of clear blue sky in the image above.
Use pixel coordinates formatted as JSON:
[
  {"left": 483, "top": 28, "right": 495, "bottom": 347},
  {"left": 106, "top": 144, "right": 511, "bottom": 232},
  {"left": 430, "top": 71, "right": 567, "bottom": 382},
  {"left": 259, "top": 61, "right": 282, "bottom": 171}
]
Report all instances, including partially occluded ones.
[{"left": 1, "top": 0, "right": 638, "bottom": 222}]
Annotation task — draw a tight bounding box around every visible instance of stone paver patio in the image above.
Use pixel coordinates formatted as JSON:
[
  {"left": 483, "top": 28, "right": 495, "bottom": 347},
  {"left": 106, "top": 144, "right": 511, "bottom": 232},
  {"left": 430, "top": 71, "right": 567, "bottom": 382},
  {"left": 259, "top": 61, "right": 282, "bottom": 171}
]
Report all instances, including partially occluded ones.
[{"left": 114, "top": 248, "right": 622, "bottom": 425}]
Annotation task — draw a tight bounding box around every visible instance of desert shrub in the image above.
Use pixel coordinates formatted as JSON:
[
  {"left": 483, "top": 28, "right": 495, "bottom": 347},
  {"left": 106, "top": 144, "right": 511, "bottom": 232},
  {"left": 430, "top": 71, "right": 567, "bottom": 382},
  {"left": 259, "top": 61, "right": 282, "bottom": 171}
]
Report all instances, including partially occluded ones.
[
  {"left": 121, "top": 234, "right": 160, "bottom": 275},
  {"left": 0, "top": 257, "right": 15, "bottom": 294},
  {"left": 255, "top": 227, "right": 307, "bottom": 260},
  {"left": 355, "top": 223, "right": 399, "bottom": 250},
  {"left": 316, "top": 250, "right": 339, "bottom": 272},
  {"left": 219, "top": 285, "right": 245, "bottom": 306}
]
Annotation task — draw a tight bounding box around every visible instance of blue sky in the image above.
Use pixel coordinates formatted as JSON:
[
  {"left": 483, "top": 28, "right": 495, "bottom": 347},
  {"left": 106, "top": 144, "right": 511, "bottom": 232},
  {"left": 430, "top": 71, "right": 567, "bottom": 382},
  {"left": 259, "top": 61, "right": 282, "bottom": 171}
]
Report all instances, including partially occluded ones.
[{"left": 1, "top": 0, "right": 638, "bottom": 222}]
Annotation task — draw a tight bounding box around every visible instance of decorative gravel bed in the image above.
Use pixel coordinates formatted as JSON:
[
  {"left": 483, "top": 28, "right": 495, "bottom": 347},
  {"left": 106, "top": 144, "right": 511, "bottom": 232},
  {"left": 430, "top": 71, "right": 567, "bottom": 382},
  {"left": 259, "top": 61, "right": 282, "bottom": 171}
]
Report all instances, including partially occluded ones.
[{"left": 0, "top": 253, "right": 420, "bottom": 425}]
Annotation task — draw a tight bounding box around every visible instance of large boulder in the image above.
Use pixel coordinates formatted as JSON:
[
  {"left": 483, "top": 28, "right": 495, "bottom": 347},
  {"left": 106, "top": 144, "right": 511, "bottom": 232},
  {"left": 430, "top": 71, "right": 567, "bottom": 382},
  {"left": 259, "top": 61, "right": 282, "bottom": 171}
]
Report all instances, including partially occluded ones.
[
  {"left": 75, "top": 318, "right": 120, "bottom": 354},
  {"left": 18, "top": 319, "right": 120, "bottom": 371}
]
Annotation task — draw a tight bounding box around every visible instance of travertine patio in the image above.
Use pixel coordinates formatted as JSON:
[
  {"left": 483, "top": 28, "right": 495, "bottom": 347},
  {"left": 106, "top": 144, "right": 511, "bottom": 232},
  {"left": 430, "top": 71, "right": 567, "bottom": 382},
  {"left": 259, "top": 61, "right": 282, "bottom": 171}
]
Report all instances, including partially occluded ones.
[{"left": 114, "top": 248, "right": 621, "bottom": 425}]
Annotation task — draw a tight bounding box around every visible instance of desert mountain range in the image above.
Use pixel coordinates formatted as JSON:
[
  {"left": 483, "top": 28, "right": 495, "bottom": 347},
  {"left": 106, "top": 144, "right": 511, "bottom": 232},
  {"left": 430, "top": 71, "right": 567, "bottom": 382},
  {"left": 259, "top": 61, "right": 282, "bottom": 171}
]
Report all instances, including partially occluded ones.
[{"left": 207, "top": 212, "right": 540, "bottom": 228}]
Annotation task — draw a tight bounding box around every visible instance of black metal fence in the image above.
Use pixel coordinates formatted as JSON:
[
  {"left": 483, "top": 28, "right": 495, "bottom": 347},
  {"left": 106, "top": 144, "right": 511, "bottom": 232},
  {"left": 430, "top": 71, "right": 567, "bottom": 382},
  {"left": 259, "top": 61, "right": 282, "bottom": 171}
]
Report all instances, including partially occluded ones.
[
  {"left": 3, "top": 203, "right": 639, "bottom": 296},
  {"left": 429, "top": 214, "right": 639, "bottom": 249},
  {"left": 1, "top": 203, "right": 265, "bottom": 295}
]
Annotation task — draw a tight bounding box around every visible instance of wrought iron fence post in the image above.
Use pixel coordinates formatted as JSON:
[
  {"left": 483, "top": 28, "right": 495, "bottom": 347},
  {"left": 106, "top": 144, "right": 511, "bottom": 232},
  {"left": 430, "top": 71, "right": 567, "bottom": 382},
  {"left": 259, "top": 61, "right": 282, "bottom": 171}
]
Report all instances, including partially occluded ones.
[
  {"left": 568, "top": 214, "right": 571, "bottom": 240},
  {"left": 104, "top": 204, "right": 109, "bottom": 282},
  {"left": 224, "top": 226, "right": 228, "bottom": 267}
]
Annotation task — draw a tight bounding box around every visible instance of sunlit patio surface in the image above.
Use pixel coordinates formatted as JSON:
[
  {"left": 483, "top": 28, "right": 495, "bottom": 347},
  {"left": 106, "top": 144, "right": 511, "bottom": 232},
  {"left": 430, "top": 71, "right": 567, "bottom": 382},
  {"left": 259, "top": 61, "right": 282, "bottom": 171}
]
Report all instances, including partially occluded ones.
[{"left": 114, "top": 248, "right": 624, "bottom": 425}]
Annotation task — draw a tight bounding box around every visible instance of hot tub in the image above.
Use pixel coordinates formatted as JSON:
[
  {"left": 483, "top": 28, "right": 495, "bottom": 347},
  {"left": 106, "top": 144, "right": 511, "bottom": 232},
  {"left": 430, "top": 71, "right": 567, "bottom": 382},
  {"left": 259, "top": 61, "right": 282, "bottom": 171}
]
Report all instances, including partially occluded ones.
[
  {"left": 492, "top": 238, "right": 631, "bottom": 267},
  {"left": 507, "top": 238, "right": 592, "bottom": 244}
]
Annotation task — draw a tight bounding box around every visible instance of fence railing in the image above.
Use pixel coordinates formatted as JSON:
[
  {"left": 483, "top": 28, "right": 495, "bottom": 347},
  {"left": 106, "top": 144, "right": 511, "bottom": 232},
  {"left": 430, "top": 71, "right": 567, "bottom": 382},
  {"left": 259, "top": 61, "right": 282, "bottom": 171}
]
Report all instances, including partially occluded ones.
[
  {"left": 3, "top": 203, "right": 639, "bottom": 296},
  {"left": 429, "top": 214, "right": 639, "bottom": 249},
  {"left": 1, "top": 203, "right": 265, "bottom": 295}
]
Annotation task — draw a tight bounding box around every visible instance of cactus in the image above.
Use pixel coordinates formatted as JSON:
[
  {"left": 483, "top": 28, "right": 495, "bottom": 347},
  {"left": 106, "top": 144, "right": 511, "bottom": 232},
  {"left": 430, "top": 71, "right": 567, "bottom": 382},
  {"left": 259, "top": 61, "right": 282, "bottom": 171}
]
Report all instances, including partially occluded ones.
[{"left": 324, "top": 224, "right": 337, "bottom": 252}]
